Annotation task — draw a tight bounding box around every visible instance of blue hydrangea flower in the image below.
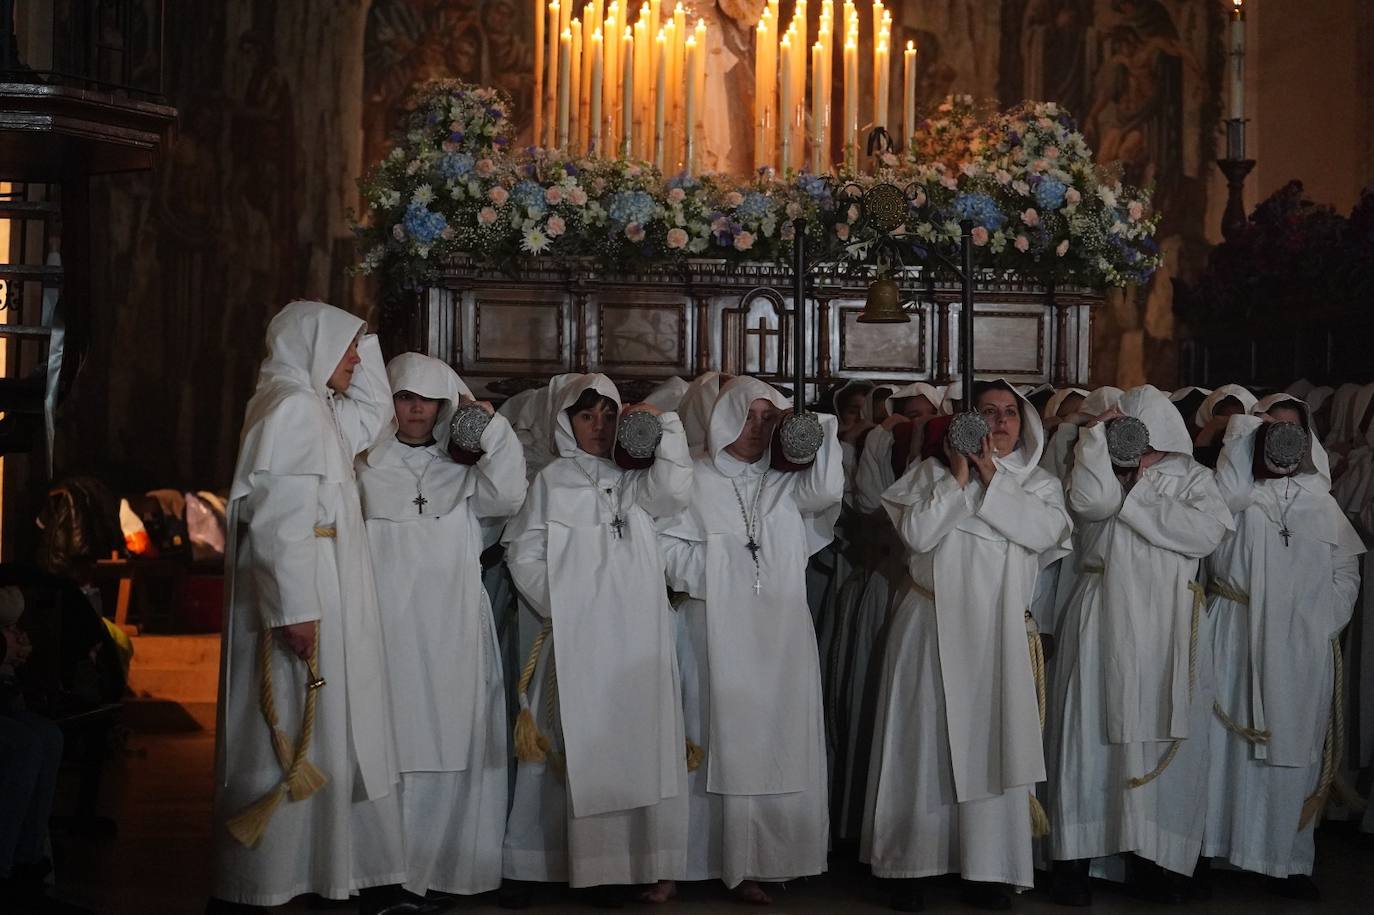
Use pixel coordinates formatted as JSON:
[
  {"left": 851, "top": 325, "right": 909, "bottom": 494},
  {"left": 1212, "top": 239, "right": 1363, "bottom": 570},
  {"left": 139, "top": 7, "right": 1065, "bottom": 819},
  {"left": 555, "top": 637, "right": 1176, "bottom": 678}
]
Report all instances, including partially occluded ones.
[
  {"left": 607, "top": 190, "right": 655, "bottom": 226},
  {"left": 952, "top": 192, "right": 1006, "bottom": 231},
  {"left": 513, "top": 180, "right": 547, "bottom": 217},
  {"left": 1034, "top": 178, "right": 1068, "bottom": 211},
  {"left": 666, "top": 173, "right": 700, "bottom": 190},
  {"left": 735, "top": 192, "right": 772, "bottom": 222},
  {"left": 797, "top": 173, "right": 830, "bottom": 201},
  {"left": 403, "top": 203, "right": 448, "bottom": 245},
  {"left": 438, "top": 152, "right": 475, "bottom": 180}
]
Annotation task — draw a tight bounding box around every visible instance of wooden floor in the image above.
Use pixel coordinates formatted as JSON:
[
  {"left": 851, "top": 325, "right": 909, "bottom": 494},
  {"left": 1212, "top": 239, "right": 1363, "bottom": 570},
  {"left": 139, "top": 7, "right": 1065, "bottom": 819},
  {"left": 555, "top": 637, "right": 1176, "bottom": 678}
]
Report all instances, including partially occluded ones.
[{"left": 49, "top": 728, "right": 1374, "bottom": 914}]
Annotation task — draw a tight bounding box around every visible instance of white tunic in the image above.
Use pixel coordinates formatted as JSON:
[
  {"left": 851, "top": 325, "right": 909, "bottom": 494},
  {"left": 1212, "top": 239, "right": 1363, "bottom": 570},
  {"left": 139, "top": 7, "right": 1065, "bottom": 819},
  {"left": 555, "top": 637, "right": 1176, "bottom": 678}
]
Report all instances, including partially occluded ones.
[
  {"left": 1048, "top": 386, "right": 1234, "bottom": 876},
  {"left": 502, "top": 373, "right": 692, "bottom": 887},
  {"left": 659, "top": 377, "right": 843, "bottom": 886},
  {"left": 212, "top": 302, "right": 405, "bottom": 906},
  {"left": 357, "top": 353, "right": 529, "bottom": 895},
  {"left": 1202, "top": 415, "right": 1363, "bottom": 877},
  {"left": 863, "top": 386, "right": 1071, "bottom": 888}
]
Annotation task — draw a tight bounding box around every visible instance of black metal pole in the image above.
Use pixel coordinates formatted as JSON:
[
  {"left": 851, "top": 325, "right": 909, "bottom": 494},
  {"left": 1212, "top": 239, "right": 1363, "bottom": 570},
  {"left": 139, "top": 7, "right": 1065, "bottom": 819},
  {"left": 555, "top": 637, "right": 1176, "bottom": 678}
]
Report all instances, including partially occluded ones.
[
  {"left": 959, "top": 220, "right": 975, "bottom": 410},
  {"left": 793, "top": 217, "right": 807, "bottom": 412}
]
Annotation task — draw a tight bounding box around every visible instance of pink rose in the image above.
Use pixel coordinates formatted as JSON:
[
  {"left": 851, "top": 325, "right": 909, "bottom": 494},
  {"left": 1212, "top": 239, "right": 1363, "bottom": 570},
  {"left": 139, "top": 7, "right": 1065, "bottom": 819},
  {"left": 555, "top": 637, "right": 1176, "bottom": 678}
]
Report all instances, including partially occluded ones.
[
  {"left": 625, "top": 222, "right": 646, "bottom": 242},
  {"left": 668, "top": 187, "right": 686, "bottom": 203},
  {"left": 666, "top": 227, "right": 689, "bottom": 249},
  {"left": 734, "top": 231, "right": 756, "bottom": 252},
  {"left": 1056, "top": 239, "right": 1070, "bottom": 256},
  {"left": 941, "top": 175, "right": 959, "bottom": 190},
  {"left": 1065, "top": 187, "right": 1082, "bottom": 206},
  {"left": 1128, "top": 200, "right": 1144, "bottom": 221},
  {"left": 488, "top": 186, "right": 509, "bottom": 205},
  {"left": 441, "top": 140, "right": 459, "bottom": 154},
  {"left": 913, "top": 188, "right": 927, "bottom": 207},
  {"left": 1032, "top": 158, "right": 1049, "bottom": 172},
  {"left": 847, "top": 204, "right": 860, "bottom": 223},
  {"left": 477, "top": 206, "right": 498, "bottom": 226},
  {"left": 724, "top": 191, "right": 744, "bottom": 208},
  {"left": 786, "top": 202, "right": 803, "bottom": 219},
  {"left": 545, "top": 186, "right": 563, "bottom": 205},
  {"left": 546, "top": 215, "right": 566, "bottom": 237},
  {"left": 475, "top": 158, "right": 496, "bottom": 178},
  {"left": 1014, "top": 234, "right": 1030, "bottom": 252},
  {"left": 1044, "top": 145, "right": 1060, "bottom": 159},
  {"left": 440, "top": 225, "right": 455, "bottom": 240},
  {"left": 1022, "top": 208, "right": 1040, "bottom": 227},
  {"left": 835, "top": 222, "right": 850, "bottom": 241},
  {"left": 590, "top": 177, "right": 607, "bottom": 194},
  {"left": 449, "top": 120, "right": 462, "bottom": 132},
  {"left": 569, "top": 187, "right": 588, "bottom": 206},
  {"left": 971, "top": 226, "right": 990, "bottom": 246}
]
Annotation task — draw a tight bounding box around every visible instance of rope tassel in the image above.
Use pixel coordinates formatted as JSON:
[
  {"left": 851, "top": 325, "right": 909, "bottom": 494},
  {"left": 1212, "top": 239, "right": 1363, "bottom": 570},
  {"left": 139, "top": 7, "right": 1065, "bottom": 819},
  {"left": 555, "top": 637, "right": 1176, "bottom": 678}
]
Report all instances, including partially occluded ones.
[
  {"left": 514, "top": 621, "right": 553, "bottom": 764},
  {"left": 1027, "top": 612, "right": 1050, "bottom": 838},
  {"left": 1300, "top": 639, "right": 1368, "bottom": 829},
  {"left": 1128, "top": 582, "right": 1203, "bottom": 790},
  {"left": 227, "top": 626, "right": 329, "bottom": 848}
]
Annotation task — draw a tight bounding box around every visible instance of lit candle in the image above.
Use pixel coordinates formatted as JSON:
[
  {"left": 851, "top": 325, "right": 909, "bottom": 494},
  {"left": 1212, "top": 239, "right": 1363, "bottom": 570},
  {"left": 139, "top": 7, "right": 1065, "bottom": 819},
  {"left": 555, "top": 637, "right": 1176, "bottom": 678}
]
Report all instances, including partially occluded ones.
[
  {"left": 694, "top": 18, "right": 707, "bottom": 169},
  {"left": 534, "top": 0, "right": 545, "bottom": 147},
  {"left": 1229, "top": 0, "right": 1246, "bottom": 121},
  {"left": 589, "top": 29, "right": 604, "bottom": 155},
  {"left": 843, "top": 30, "right": 857, "bottom": 170},
  {"left": 875, "top": 38, "right": 889, "bottom": 131},
  {"left": 622, "top": 25, "right": 636, "bottom": 157},
  {"left": 569, "top": 18, "right": 583, "bottom": 152},
  {"left": 635, "top": 10, "right": 651, "bottom": 159},
  {"left": 558, "top": 27, "right": 573, "bottom": 149},
  {"left": 654, "top": 30, "right": 667, "bottom": 169},
  {"left": 604, "top": 13, "right": 619, "bottom": 153},
  {"left": 811, "top": 40, "right": 825, "bottom": 173},
  {"left": 579, "top": 7, "right": 594, "bottom": 150},
  {"left": 546, "top": 1, "right": 561, "bottom": 147},
  {"left": 754, "top": 18, "right": 773, "bottom": 170},
  {"left": 779, "top": 34, "right": 792, "bottom": 174},
  {"left": 684, "top": 35, "right": 698, "bottom": 175},
  {"left": 903, "top": 40, "right": 917, "bottom": 152}
]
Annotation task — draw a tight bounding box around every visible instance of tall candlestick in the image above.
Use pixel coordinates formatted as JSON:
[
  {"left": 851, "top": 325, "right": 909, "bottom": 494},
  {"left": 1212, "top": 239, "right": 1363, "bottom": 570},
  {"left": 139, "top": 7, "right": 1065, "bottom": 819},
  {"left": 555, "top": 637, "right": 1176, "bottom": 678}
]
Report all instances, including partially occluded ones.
[
  {"left": 635, "top": 11, "right": 650, "bottom": 159},
  {"left": 694, "top": 18, "right": 707, "bottom": 170},
  {"left": 654, "top": 30, "right": 667, "bottom": 170},
  {"left": 558, "top": 27, "right": 573, "bottom": 149},
  {"left": 779, "top": 35, "right": 792, "bottom": 174},
  {"left": 589, "top": 30, "right": 604, "bottom": 154},
  {"left": 843, "top": 31, "right": 858, "bottom": 170},
  {"left": 569, "top": 18, "right": 583, "bottom": 152},
  {"left": 1228, "top": 0, "right": 1246, "bottom": 121},
  {"left": 603, "top": 14, "right": 618, "bottom": 153},
  {"left": 754, "top": 19, "right": 774, "bottom": 170},
  {"left": 811, "top": 40, "right": 825, "bottom": 173},
  {"left": 684, "top": 35, "right": 698, "bottom": 175},
  {"left": 622, "top": 26, "right": 636, "bottom": 157},
  {"left": 534, "top": 0, "right": 545, "bottom": 147},
  {"left": 546, "top": 1, "right": 562, "bottom": 147},
  {"left": 875, "top": 38, "right": 889, "bottom": 132},
  {"left": 903, "top": 40, "right": 917, "bottom": 152}
]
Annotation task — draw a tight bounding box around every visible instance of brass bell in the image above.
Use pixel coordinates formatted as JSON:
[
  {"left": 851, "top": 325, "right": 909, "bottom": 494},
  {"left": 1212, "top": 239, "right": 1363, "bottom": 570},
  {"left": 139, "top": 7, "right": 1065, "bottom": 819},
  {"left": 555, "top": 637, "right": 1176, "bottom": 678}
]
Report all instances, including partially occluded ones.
[{"left": 856, "top": 276, "right": 911, "bottom": 323}]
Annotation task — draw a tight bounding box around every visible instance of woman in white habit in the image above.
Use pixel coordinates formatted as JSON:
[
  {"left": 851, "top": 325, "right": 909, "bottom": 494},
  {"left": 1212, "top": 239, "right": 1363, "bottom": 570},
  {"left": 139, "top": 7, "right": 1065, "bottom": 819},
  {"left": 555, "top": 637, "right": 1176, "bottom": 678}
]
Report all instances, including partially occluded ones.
[
  {"left": 862, "top": 381, "right": 1071, "bottom": 911},
  {"left": 356, "top": 353, "right": 527, "bottom": 899},
  {"left": 208, "top": 301, "right": 408, "bottom": 915},
  {"left": 1047, "top": 385, "right": 1234, "bottom": 905},
  {"left": 1201, "top": 393, "right": 1363, "bottom": 899},
  {"left": 500, "top": 373, "right": 692, "bottom": 906},
  {"left": 659, "top": 376, "right": 843, "bottom": 902}
]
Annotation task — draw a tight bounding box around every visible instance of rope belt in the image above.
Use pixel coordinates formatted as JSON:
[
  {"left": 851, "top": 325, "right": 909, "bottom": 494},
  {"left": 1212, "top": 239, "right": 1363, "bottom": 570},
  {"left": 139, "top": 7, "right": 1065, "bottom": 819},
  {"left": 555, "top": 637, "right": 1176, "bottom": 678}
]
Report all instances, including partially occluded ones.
[
  {"left": 1026, "top": 611, "right": 1051, "bottom": 838},
  {"left": 312, "top": 525, "right": 337, "bottom": 538},
  {"left": 1204, "top": 580, "right": 1272, "bottom": 745},
  {"left": 909, "top": 578, "right": 935, "bottom": 602},
  {"left": 226, "top": 623, "right": 328, "bottom": 848},
  {"left": 1127, "top": 580, "right": 1205, "bottom": 789},
  {"left": 1299, "top": 639, "right": 1368, "bottom": 828},
  {"left": 1079, "top": 563, "right": 1105, "bottom": 575}
]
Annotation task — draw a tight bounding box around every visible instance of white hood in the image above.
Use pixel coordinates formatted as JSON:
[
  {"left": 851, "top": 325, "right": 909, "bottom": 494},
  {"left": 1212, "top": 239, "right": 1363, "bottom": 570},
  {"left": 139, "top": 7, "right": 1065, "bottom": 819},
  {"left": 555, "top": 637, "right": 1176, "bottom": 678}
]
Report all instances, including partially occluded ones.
[
  {"left": 1118, "top": 384, "right": 1194, "bottom": 456},
  {"left": 884, "top": 381, "right": 952, "bottom": 419},
  {"left": 680, "top": 371, "right": 727, "bottom": 454},
  {"left": 548, "top": 372, "right": 622, "bottom": 458},
  {"left": 373, "top": 352, "right": 472, "bottom": 455},
  {"left": 1252, "top": 391, "right": 1331, "bottom": 483},
  {"left": 1195, "top": 384, "right": 1258, "bottom": 429},
  {"left": 707, "top": 376, "right": 790, "bottom": 469},
  {"left": 1044, "top": 386, "right": 1090, "bottom": 420}
]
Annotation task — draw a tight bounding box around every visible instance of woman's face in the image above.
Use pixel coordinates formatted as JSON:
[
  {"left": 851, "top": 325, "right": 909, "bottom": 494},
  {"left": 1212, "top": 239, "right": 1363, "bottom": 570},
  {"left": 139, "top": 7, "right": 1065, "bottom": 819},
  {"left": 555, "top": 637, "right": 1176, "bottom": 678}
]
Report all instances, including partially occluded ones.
[
  {"left": 327, "top": 340, "right": 361, "bottom": 392},
  {"left": 393, "top": 390, "right": 442, "bottom": 444},
  {"left": 976, "top": 388, "right": 1022, "bottom": 455},
  {"left": 896, "top": 394, "right": 938, "bottom": 421},
  {"left": 728, "top": 398, "right": 782, "bottom": 462},
  {"left": 838, "top": 390, "right": 867, "bottom": 430},
  {"left": 1057, "top": 392, "right": 1085, "bottom": 418},
  {"left": 571, "top": 399, "right": 617, "bottom": 457}
]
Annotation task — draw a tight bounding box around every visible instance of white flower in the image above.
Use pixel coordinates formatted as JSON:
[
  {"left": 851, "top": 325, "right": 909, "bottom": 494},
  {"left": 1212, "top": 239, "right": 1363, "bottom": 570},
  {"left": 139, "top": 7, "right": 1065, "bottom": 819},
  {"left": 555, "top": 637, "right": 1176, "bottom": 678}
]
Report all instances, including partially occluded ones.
[
  {"left": 406, "top": 159, "right": 421, "bottom": 175},
  {"left": 1128, "top": 200, "right": 1144, "bottom": 221},
  {"left": 521, "top": 227, "right": 552, "bottom": 254},
  {"left": 1097, "top": 187, "right": 1118, "bottom": 208},
  {"left": 960, "top": 161, "right": 979, "bottom": 178},
  {"left": 786, "top": 202, "right": 803, "bottom": 219},
  {"left": 411, "top": 183, "right": 435, "bottom": 206},
  {"left": 382, "top": 190, "right": 402, "bottom": 208},
  {"left": 724, "top": 191, "right": 744, "bottom": 208},
  {"left": 995, "top": 169, "right": 1012, "bottom": 185},
  {"left": 940, "top": 175, "right": 959, "bottom": 190},
  {"left": 1012, "top": 180, "right": 1031, "bottom": 196}
]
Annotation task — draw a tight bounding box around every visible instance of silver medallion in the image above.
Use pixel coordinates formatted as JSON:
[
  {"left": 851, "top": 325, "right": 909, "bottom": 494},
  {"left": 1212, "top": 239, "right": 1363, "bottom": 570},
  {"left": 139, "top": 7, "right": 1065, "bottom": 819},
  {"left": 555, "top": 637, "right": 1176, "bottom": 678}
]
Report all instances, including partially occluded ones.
[
  {"left": 1264, "top": 421, "right": 1308, "bottom": 469},
  {"left": 617, "top": 409, "right": 663, "bottom": 459},
  {"left": 448, "top": 403, "right": 492, "bottom": 453},
  {"left": 1105, "top": 415, "right": 1150, "bottom": 468},
  {"left": 947, "top": 411, "right": 990, "bottom": 455},
  {"left": 778, "top": 412, "right": 824, "bottom": 464}
]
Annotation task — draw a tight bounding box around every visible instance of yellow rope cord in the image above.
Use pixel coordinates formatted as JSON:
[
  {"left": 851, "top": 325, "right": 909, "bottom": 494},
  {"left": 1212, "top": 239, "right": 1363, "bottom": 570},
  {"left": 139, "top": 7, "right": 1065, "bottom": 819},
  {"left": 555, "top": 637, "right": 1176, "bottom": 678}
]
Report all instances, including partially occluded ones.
[
  {"left": 1026, "top": 611, "right": 1051, "bottom": 838},
  {"left": 1128, "top": 581, "right": 1203, "bottom": 789},
  {"left": 1300, "top": 639, "right": 1369, "bottom": 828},
  {"left": 1204, "top": 580, "right": 1271, "bottom": 743},
  {"left": 312, "top": 525, "right": 337, "bottom": 538},
  {"left": 513, "top": 620, "right": 553, "bottom": 764},
  {"left": 227, "top": 624, "right": 328, "bottom": 848},
  {"left": 686, "top": 739, "right": 706, "bottom": 771}
]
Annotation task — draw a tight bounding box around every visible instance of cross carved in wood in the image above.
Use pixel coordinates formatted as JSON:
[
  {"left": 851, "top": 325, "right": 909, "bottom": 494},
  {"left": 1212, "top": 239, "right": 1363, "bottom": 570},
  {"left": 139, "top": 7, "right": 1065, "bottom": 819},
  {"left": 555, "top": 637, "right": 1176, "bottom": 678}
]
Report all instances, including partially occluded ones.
[{"left": 744, "top": 316, "right": 781, "bottom": 375}]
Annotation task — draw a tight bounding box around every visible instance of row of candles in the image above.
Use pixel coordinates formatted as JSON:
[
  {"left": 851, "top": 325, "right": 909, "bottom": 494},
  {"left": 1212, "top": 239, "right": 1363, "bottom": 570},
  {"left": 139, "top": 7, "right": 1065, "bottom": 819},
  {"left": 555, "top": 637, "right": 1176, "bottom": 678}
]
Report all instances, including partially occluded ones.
[{"left": 530, "top": 0, "right": 920, "bottom": 176}]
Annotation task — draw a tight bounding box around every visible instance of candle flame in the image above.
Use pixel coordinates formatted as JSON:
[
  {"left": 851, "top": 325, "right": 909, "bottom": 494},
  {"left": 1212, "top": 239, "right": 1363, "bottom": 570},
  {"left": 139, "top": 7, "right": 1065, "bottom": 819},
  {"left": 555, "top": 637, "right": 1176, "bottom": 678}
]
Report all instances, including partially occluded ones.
[{"left": 906, "top": 39, "right": 914, "bottom": 51}]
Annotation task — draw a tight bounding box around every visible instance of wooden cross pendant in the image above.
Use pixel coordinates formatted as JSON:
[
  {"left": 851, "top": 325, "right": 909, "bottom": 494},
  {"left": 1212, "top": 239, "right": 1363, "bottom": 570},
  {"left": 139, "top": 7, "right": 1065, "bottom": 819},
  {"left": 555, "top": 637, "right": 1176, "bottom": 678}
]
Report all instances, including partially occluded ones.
[
  {"left": 413, "top": 491, "right": 428, "bottom": 513},
  {"left": 1280, "top": 525, "right": 1292, "bottom": 547},
  {"left": 610, "top": 514, "right": 627, "bottom": 539}
]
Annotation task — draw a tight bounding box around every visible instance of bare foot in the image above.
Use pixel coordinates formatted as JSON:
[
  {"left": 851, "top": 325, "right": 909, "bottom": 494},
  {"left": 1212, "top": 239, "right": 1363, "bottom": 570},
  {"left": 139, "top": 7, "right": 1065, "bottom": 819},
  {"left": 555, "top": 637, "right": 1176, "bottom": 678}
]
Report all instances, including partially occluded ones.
[
  {"left": 732, "top": 881, "right": 772, "bottom": 905},
  {"left": 638, "top": 880, "right": 677, "bottom": 904}
]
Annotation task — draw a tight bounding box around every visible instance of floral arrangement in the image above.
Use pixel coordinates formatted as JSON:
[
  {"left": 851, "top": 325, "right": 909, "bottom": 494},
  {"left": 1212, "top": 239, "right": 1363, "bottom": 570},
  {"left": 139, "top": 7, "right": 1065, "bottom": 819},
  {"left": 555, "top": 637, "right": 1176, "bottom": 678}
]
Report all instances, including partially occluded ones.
[
  {"left": 355, "top": 82, "right": 1163, "bottom": 294},
  {"left": 1174, "top": 180, "right": 1374, "bottom": 330}
]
